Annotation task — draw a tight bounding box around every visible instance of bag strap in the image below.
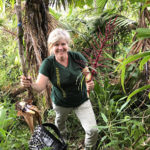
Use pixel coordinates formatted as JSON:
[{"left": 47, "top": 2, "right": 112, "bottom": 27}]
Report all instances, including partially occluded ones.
[{"left": 42, "top": 123, "right": 66, "bottom": 144}]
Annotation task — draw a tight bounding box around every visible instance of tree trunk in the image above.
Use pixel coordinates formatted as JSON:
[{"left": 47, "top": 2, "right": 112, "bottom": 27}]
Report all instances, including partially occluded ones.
[{"left": 23, "top": 0, "right": 59, "bottom": 108}]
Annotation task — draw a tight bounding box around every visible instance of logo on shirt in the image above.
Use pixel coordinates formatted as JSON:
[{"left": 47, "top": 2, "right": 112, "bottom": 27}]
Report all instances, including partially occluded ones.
[{"left": 56, "top": 67, "right": 66, "bottom": 98}]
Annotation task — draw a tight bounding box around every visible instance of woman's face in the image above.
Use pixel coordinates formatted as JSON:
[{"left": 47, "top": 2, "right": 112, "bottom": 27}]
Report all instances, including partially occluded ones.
[{"left": 52, "top": 39, "right": 69, "bottom": 62}]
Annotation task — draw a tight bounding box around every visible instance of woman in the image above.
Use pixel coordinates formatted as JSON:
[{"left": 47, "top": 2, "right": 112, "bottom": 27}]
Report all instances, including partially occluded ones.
[{"left": 21, "top": 28, "right": 98, "bottom": 150}]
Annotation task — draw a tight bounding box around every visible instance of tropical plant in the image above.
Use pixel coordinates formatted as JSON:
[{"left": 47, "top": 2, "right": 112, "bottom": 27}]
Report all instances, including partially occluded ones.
[
  {"left": 116, "top": 19, "right": 150, "bottom": 98},
  {"left": 92, "top": 75, "right": 149, "bottom": 149}
]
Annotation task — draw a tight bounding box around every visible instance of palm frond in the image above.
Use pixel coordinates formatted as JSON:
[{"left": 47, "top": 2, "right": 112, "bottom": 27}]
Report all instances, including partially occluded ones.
[
  {"left": 114, "top": 17, "right": 136, "bottom": 28},
  {"left": 91, "top": 11, "right": 137, "bottom": 34},
  {"left": 49, "top": 0, "right": 89, "bottom": 10}
]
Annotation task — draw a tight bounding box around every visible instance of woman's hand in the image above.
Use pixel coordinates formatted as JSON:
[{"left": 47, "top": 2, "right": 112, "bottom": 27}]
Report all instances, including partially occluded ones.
[
  {"left": 21, "top": 73, "right": 49, "bottom": 92},
  {"left": 21, "top": 75, "right": 32, "bottom": 88},
  {"left": 86, "top": 80, "right": 94, "bottom": 91}
]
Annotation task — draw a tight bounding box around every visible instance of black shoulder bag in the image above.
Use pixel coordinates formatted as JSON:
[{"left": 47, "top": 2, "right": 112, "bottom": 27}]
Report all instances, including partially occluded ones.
[{"left": 29, "top": 123, "right": 67, "bottom": 150}]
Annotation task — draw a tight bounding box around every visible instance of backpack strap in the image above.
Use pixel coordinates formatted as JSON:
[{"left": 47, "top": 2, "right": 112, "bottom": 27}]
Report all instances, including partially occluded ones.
[{"left": 42, "top": 123, "right": 66, "bottom": 145}]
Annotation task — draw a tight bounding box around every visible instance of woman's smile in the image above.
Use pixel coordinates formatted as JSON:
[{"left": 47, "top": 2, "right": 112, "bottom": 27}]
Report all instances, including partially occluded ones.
[
  {"left": 53, "top": 39, "right": 69, "bottom": 64},
  {"left": 53, "top": 39, "right": 68, "bottom": 52}
]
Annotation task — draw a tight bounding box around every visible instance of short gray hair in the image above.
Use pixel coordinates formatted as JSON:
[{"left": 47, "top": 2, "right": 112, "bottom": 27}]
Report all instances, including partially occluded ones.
[{"left": 47, "top": 28, "right": 71, "bottom": 55}]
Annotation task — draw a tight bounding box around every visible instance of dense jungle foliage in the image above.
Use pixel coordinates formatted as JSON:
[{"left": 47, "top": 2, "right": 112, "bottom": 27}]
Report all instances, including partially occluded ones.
[{"left": 0, "top": 0, "right": 150, "bottom": 150}]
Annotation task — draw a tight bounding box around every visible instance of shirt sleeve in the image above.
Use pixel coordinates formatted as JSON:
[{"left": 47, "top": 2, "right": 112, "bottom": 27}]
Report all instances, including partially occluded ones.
[{"left": 39, "top": 58, "right": 51, "bottom": 78}]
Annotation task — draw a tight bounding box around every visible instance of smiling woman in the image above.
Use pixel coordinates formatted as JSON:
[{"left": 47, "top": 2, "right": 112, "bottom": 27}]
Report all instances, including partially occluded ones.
[
  {"left": 21, "top": 28, "right": 98, "bottom": 150},
  {"left": 52, "top": 39, "right": 69, "bottom": 66},
  {"left": 48, "top": 28, "right": 71, "bottom": 55}
]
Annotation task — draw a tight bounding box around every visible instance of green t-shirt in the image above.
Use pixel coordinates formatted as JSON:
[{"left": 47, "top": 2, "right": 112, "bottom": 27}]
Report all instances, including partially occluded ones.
[{"left": 39, "top": 51, "right": 88, "bottom": 107}]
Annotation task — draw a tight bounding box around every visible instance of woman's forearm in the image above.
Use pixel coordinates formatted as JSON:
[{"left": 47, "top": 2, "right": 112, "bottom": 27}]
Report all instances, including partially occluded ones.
[
  {"left": 32, "top": 73, "right": 48, "bottom": 92},
  {"left": 21, "top": 74, "right": 48, "bottom": 92},
  {"left": 31, "top": 82, "right": 45, "bottom": 93}
]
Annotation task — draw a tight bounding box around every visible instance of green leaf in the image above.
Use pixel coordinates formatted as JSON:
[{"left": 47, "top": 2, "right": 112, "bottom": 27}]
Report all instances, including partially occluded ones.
[
  {"left": 0, "top": 19, "right": 4, "bottom": 26},
  {"left": 85, "top": 0, "right": 93, "bottom": 7},
  {"left": 129, "top": 0, "right": 146, "bottom": 3},
  {"left": 0, "top": 0, "right": 2, "bottom": 11},
  {"left": 95, "top": 0, "right": 108, "bottom": 13},
  {"left": 139, "top": 55, "right": 150, "bottom": 71},
  {"left": 10, "top": 0, "right": 15, "bottom": 9},
  {"left": 67, "top": 5, "right": 73, "bottom": 17},
  {"left": 121, "top": 67, "right": 126, "bottom": 93},
  {"left": 101, "top": 112, "right": 108, "bottom": 123},
  {"left": 0, "top": 107, "right": 6, "bottom": 128},
  {"left": 97, "top": 125, "right": 109, "bottom": 130},
  {"left": 75, "top": 0, "right": 85, "bottom": 8},
  {"left": 49, "top": 8, "right": 61, "bottom": 20},
  {"left": 104, "top": 51, "right": 121, "bottom": 63},
  {"left": 121, "top": 51, "right": 150, "bottom": 69},
  {"left": 117, "top": 100, "right": 130, "bottom": 115},
  {"left": 142, "top": 3, "right": 150, "bottom": 12},
  {"left": 136, "top": 28, "right": 150, "bottom": 39},
  {"left": 119, "top": 51, "right": 150, "bottom": 93},
  {"left": 104, "top": 140, "right": 119, "bottom": 147},
  {"left": 148, "top": 92, "right": 150, "bottom": 99},
  {"left": 127, "top": 85, "right": 150, "bottom": 101},
  {"left": 0, "top": 128, "right": 7, "bottom": 139}
]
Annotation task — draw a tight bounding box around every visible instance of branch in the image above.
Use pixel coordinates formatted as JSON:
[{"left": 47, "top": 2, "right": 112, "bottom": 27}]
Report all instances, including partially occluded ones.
[
  {"left": 15, "top": 0, "right": 27, "bottom": 76},
  {"left": 15, "top": 0, "right": 33, "bottom": 99},
  {"left": 9, "top": 86, "right": 27, "bottom": 98},
  {"left": 145, "top": 8, "right": 150, "bottom": 24},
  {"left": 0, "top": 26, "right": 17, "bottom": 37}
]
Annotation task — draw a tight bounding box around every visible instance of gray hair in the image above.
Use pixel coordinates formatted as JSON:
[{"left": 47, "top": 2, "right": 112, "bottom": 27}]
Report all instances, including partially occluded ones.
[{"left": 48, "top": 28, "right": 71, "bottom": 55}]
